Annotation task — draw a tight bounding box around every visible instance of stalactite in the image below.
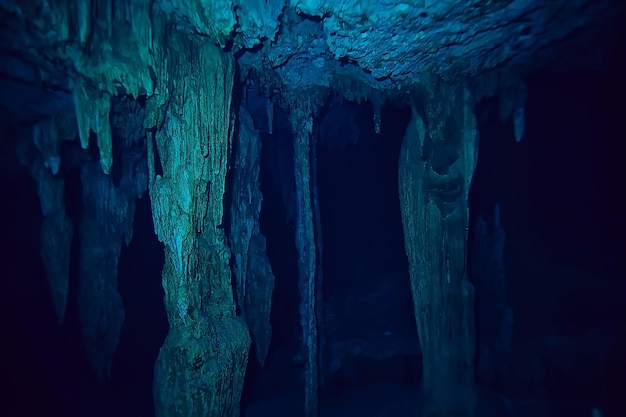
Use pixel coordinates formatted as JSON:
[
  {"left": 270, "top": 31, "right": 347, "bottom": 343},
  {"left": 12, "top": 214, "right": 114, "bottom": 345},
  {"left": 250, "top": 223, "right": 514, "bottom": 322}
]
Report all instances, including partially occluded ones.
[
  {"left": 311, "top": 127, "right": 327, "bottom": 388},
  {"left": 244, "top": 233, "right": 275, "bottom": 366},
  {"left": 267, "top": 98, "right": 274, "bottom": 135},
  {"left": 33, "top": 118, "right": 61, "bottom": 175},
  {"left": 230, "top": 106, "right": 255, "bottom": 314},
  {"left": 33, "top": 158, "right": 72, "bottom": 324},
  {"left": 497, "top": 74, "right": 527, "bottom": 143},
  {"left": 77, "top": 165, "right": 127, "bottom": 381},
  {"left": 373, "top": 100, "right": 382, "bottom": 134},
  {"left": 19, "top": 114, "right": 76, "bottom": 324},
  {"left": 230, "top": 103, "right": 275, "bottom": 366},
  {"left": 147, "top": 34, "right": 249, "bottom": 417},
  {"left": 291, "top": 106, "right": 319, "bottom": 417},
  {"left": 72, "top": 79, "right": 113, "bottom": 174},
  {"left": 399, "top": 79, "right": 478, "bottom": 417},
  {"left": 513, "top": 106, "right": 525, "bottom": 142},
  {"left": 77, "top": 99, "right": 148, "bottom": 381}
]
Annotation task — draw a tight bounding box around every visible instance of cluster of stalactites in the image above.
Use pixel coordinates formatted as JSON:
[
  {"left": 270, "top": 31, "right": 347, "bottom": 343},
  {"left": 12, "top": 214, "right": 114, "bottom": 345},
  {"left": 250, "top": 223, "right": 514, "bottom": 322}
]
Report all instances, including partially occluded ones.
[
  {"left": 473, "top": 70, "right": 527, "bottom": 142},
  {"left": 3, "top": 0, "right": 166, "bottom": 174}
]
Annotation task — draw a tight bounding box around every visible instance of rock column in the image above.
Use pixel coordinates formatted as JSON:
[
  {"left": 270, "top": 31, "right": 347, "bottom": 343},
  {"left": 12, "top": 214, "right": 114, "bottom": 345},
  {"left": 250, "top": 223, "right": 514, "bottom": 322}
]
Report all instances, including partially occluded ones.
[
  {"left": 291, "top": 106, "right": 318, "bottom": 417},
  {"left": 398, "top": 79, "right": 478, "bottom": 417},
  {"left": 147, "top": 36, "right": 250, "bottom": 417}
]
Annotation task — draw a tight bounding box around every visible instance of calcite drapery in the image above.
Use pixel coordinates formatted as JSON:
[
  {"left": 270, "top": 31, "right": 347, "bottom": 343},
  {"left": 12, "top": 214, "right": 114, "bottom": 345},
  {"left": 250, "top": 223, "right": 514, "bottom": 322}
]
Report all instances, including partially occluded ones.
[
  {"left": 399, "top": 77, "right": 478, "bottom": 417},
  {"left": 146, "top": 33, "right": 249, "bottom": 417}
]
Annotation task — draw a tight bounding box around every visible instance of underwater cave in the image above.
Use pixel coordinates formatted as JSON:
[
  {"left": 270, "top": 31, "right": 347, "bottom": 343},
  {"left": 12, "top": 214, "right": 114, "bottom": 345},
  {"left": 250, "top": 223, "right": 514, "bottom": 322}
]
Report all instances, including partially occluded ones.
[{"left": 1, "top": 2, "right": 626, "bottom": 417}]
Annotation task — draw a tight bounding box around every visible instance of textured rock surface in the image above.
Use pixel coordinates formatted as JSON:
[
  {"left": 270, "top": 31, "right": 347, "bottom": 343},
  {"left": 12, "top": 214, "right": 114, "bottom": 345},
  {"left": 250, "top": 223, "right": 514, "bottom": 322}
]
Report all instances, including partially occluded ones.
[
  {"left": 2, "top": 0, "right": 622, "bottom": 97},
  {"left": 239, "top": 0, "right": 623, "bottom": 97},
  {"left": 291, "top": 101, "right": 319, "bottom": 417},
  {"left": 399, "top": 79, "right": 478, "bottom": 417},
  {"left": 1, "top": 1, "right": 623, "bottom": 417},
  {"left": 145, "top": 34, "right": 250, "bottom": 417},
  {"left": 230, "top": 103, "right": 275, "bottom": 366}
]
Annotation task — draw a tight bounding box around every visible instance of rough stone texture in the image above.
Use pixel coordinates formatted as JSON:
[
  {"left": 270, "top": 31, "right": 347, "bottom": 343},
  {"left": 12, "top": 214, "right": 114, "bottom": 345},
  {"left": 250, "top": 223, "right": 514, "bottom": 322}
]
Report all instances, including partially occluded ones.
[
  {"left": 239, "top": 0, "right": 623, "bottom": 98},
  {"left": 2, "top": 1, "right": 622, "bottom": 99},
  {"left": 0, "top": 0, "right": 161, "bottom": 177},
  {"left": 292, "top": 0, "right": 603, "bottom": 80},
  {"left": 145, "top": 33, "right": 250, "bottom": 417},
  {"left": 158, "top": 0, "right": 285, "bottom": 48},
  {"left": 230, "top": 103, "right": 275, "bottom": 366},
  {"left": 2, "top": 3, "right": 251, "bottom": 416},
  {"left": 399, "top": 77, "right": 478, "bottom": 417},
  {"left": 1, "top": 1, "right": 623, "bottom": 416}
]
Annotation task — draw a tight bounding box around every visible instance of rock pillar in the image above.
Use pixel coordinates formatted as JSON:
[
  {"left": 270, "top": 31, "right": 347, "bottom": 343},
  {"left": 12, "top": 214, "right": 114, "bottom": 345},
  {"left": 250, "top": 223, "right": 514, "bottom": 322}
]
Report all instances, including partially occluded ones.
[
  {"left": 291, "top": 107, "right": 318, "bottom": 417},
  {"left": 398, "top": 79, "right": 478, "bottom": 417},
  {"left": 147, "top": 36, "right": 250, "bottom": 417}
]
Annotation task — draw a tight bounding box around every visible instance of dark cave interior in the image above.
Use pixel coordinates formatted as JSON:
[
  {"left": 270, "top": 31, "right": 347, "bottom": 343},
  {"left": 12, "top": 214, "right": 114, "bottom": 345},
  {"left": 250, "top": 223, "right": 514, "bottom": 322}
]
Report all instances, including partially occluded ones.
[{"left": 1, "top": 61, "right": 626, "bottom": 417}]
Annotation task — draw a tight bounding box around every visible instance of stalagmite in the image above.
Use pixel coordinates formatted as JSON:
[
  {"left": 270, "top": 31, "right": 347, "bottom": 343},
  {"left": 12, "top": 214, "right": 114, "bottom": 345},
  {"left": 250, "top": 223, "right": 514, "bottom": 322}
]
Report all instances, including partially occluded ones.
[
  {"left": 398, "top": 78, "right": 478, "bottom": 417},
  {"left": 147, "top": 34, "right": 249, "bottom": 417},
  {"left": 291, "top": 105, "right": 319, "bottom": 417},
  {"left": 230, "top": 103, "right": 275, "bottom": 366}
]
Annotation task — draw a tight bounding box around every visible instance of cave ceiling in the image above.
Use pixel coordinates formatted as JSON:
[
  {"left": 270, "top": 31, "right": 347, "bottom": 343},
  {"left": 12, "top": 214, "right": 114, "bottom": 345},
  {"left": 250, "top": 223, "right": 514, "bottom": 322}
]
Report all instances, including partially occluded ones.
[{"left": 0, "top": 0, "right": 623, "bottom": 117}]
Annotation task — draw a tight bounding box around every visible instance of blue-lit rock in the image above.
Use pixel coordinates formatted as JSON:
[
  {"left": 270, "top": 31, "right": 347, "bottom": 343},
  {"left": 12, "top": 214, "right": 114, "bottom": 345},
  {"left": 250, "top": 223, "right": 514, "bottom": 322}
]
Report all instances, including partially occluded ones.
[{"left": 0, "top": 1, "right": 623, "bottom": 417}]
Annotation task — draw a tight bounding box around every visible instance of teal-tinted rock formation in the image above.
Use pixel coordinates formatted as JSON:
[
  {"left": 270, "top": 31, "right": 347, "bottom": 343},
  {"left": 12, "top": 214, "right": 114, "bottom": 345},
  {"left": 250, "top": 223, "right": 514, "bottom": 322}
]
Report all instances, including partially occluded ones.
[{"left": 1, "top": 1, "right": 623, "bottom": 416}]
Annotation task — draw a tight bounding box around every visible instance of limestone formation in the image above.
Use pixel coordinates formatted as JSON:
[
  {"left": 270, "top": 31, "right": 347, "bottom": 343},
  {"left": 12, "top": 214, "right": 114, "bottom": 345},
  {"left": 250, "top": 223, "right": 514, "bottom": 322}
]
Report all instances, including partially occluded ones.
[
  {"left": 230, "top": 103, "right": 275, "bottom": 366},
  {"left": 1, "top": 1, "right": 622, "bottom": 416},
  {"left": 291, "top": 100, "right": 319, "bottom": 417},
  {"left": 77, "top": 95, "right": 148, "bottom": 382},
  {"left": 146, "top": 34, "right": 249, "bottom": 417},
  {"left": 399, "top": 78, "right": 479, "bottom": 417}
]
